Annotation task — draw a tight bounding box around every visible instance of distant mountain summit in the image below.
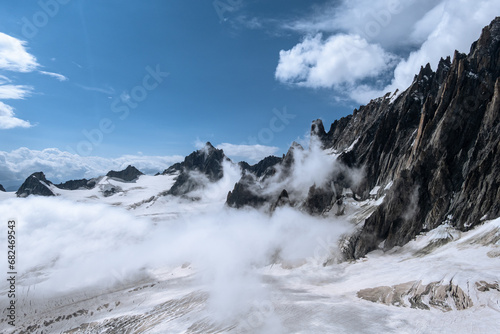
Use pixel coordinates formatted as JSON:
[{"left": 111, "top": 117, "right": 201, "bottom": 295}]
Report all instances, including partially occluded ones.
[
  {"left": 106, "top": 165, "right": 144, "bottom": 182},
  {"left": 166, "top": 142, "right": 229, "bottom": 196},
  {"left": 0, "top": 184, "right": 5, "bottom": 192},
  {"left": 16, "top": 172, "right": 55, "bottom": 197},
  {"left": 56, "top": 178, "right": 97, "bottom": 191}
]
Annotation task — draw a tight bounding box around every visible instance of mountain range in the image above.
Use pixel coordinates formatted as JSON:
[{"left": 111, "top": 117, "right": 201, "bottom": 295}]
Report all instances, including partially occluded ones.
[
  {"left": 1, "top": 16, "right": 499, "bottom": 334},
  {"left": 9, "top": 17, "right": 500, "bottom": 258}
]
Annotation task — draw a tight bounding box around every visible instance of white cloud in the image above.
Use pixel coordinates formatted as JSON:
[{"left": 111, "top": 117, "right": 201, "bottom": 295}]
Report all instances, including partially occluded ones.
[
  {"left": 277, "top": 0, "right": 500, "bottom": 104},
  {"left": 284, "top": 0, "right": 438, "bottom": 49},
  {"left": 0, "top": 83, "right": 33, "bottom": 128},
  {"left": 381, "top": 0, "right": 500, "bottom": 97},
  {"left": 0, "top": 32, "right": 39, "bottom": 72},
  {"left": 216, "top": 143, "right": 280, "bottom": 162},
  {"left": 39, "top": 70, "right": 68, "bottom": 82},
  {"left": 275, "top": 33, "right": 397, "bottom": 89},
  {"left": 0, "top": 101, "right": 32, "bottom": 129},
  {"left": 0, "top": 75, "right": 11, "bottom": 84},
  {"left": 0, "top": 147, "right": 184, "bottom": 189},
  {"left": 0, "top": 84, "right": 33, "bottom": 99},
  {"left": 0, "top": 33, "right": 69, "bottom": 129}
]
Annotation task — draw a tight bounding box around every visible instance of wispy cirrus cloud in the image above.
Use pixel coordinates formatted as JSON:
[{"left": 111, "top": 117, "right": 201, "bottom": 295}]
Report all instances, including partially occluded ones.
[
  {"left": 0, "top": 102, "right": 32, "bottom": 129},
  {"left": 0, "top": 32, "right": 39, "bottom": 72},
  {"left": 0, "top": 84, "right": 33, "bottom": 100},
  {"left": 76, "top": 83, "right": 115, "bottom": 95},
  {"left": 39, "top": 70, "right": 68, "bottom": 82},
  {"left": 0, "top": 32, "right": 68, "bottom": 129},
  {"left": 0, "top": 75, "right": 11, "bottom": 84}
]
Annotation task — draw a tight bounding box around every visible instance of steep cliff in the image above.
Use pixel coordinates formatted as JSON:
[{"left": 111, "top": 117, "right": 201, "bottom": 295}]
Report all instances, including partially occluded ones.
[{"left": 314, "top": 17, "right": 500, "bottom": 258}]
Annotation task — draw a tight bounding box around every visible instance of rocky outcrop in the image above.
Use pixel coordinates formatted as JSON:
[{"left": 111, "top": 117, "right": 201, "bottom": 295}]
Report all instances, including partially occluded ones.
[
  {"left": 55, "top": 179, "right": 97, "bottom": 190},
  {"left": 106, "top": 165, "right": 144, "bottom": 182},
  {"left": 0, "top": 184, "right": 5, "bottom": 192},
  {"left": 167, "top": 142, "right": 229, "bottom": 196},
  {"left": 226, "top": 175, "right": 268, "bottom": 209},
  {"left": 239, "top": 156, "right": 282, "bottom": 179},
  {"left": 357, "top": 280, "right": 473, "bottom": 311},
  {"left": 224, "top": 17, "right": 500, "bottom": 259},
  {"left": 310, "top": 17, "right": 500, "bottom": 259},
  {"left": 226, "top": 143, "right": 304, "bottom": 209},
  {"left": 16, "top": 172, "right": 55, "bottom": 197},
  {"left": 161, "top": 162, "right": 183, "bottom": 175},
  {"left": 302, "top": 184, "right": 335, "bottom": 216},
  {"left": 270, "top": 189, "right": 291, "bottom": 212}
]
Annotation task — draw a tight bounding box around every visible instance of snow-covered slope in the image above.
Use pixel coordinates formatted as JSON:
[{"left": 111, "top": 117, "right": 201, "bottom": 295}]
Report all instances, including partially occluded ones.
[{"left": 0, "top": 158, "right": 499, "bottom": 333}]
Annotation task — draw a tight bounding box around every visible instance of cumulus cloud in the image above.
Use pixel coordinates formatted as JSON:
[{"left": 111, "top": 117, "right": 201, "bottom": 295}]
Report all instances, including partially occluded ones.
[
  {"left": 216, "top": 143, "right": 280, "bottom": 162},
  {"left": 275, "top": 33, "right": 397, "bottom": 89},
  {"left": 0, "top": 147, "right": 184, "bottom": 189},
  {"left": 276, "top": 0, "right": 500, "bottom": 104},
  {"left": 380, "top": 0, "right": 500, "bottom": 96}
]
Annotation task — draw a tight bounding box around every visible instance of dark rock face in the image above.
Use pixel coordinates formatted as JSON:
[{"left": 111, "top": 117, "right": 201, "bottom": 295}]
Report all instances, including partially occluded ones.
[
  {"left": 55, "top": 179, "right": 97, "bottom": 190},
  {"left": 303, "top": 184, "right": 335, "bottom": 216},
  {"left": 312, "top": 17, "right": 500, "bottom": 258},
  {"left": 270, "top": 189, "right": 291, "bottom": 212},
  {"left": 226, "top": 143, "right": 305, "bottom": 209},
  {"left": 16, "top": 172, "right": 55, "bottom": 197},
  {"left": 239, "top": 156, "right": 282, "bottom": 179},
  {"left": 226, "top": 174, "right": 268, "bottom": 209},
  {"left": 0, "top": 184, "right": 5, "bottom": 192},
  {"left": 161, "top": 162, "right": 183, "bottom": 175},
  {"left": 106, "top": 165, "right": 144, "bottom": 182},
  {"left": 167, "top": 142, "right": 228, "bottom": 196}
]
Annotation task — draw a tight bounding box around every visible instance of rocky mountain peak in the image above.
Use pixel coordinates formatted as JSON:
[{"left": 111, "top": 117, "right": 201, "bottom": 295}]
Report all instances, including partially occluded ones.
[
  {"left": 55, "top": 178, "right": 97, "bottom": 190},
  {"left": 167, "top": 143, "right": 229, "bottom": 196},
  {"left": 469, "top": 16, "right": 500, "bottom": 71},
  {"left": 334, "top": 16, "right": 500, "bottom": 258},
  {"left": 225, "top": 17, "right": 500, "bottom": 260},
  {"left": 106, "top": 165, "right": 144, "bottom": 182},
  {"left": 0, "top": 184, "right": 5, "bottom": 192},
  {"left": 16, "top": 172, "right": 55, "bottom": 197}
]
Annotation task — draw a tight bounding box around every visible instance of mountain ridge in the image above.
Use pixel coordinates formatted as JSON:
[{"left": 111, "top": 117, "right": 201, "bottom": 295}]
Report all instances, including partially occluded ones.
[
  {"left": 318, "top": 16, "right": 500, "bottom": 258},
  {"left": 6, "top": 17, "right": 500, "bottom": 262}
]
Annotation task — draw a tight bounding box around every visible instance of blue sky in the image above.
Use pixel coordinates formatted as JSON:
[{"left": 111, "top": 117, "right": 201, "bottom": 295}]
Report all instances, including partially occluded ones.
[
  {"left": 1, "top": 0, "right": 499, "bottom": 187},
  {"left": 0, "top": 0, "right": 348, "bottom": 158}
]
